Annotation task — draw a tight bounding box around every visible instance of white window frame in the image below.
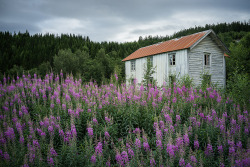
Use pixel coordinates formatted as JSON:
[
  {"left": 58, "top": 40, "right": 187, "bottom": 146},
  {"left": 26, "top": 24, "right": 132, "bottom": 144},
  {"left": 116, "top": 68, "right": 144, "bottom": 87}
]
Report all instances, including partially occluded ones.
[
  {"left": 131, "top": 60, "right": 136, "bottom": 71},
  {"left": 169, "top": 53, "right": 176, "bottom": 66},
  {"left": 204, "top": 53, "right": 210, "bottom": 66}
]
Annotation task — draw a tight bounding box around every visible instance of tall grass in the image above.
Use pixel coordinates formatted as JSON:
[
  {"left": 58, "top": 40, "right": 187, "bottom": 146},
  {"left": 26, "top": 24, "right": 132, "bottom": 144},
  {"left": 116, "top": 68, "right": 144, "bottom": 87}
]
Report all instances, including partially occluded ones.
[{"left": 0, "top": 73, "right": 249, "bottom": 166}]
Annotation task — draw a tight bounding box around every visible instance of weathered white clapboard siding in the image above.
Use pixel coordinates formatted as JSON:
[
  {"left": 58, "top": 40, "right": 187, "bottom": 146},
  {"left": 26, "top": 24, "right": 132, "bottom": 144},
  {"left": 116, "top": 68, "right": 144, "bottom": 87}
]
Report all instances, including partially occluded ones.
[
  {"left": 153, "top": 53, "right": 167, "bottom": 86},
  {"left": 125, "top": 49, "right": 189, "bottom": 86},
  {"left": 189, "top": 34, "right": 225, "bottom": 87}
]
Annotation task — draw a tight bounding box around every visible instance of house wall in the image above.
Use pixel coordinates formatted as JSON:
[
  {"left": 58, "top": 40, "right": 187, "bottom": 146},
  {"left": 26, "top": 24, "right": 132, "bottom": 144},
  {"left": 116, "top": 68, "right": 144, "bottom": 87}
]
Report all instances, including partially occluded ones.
[
  {"left": 188, "top": 34, "right": 225, "bottom": 88},
  {"left": 125, "top": 58, "right": 146, "bottom": 85},
  {"left": 125, "top": 49, "right": 189, "bottom": 86}
]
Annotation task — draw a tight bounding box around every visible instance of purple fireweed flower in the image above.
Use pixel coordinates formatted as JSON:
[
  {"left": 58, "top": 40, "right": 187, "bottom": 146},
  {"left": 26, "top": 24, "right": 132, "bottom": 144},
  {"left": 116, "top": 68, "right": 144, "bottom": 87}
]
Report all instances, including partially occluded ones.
[
  {"left": 114, "top": 73, "right": 118, "bottom": 81},
  {"left": 228, "top": 140, "right": 235, "bottom": 147},
  {"left": 5, "top": 127, "right": 15, "bottom": 141},
  {"left": 135, "top": 138, "right": 141, "bottom": 149},
  {"left": 236, "top": 141, "right": 242, "bottom": 149},
  {"left": 41, "top": 132, "right": 46, "bottom": 137},
  {"left": 68, "top": 109, "right": 74, "bottom": 115},
  {"left": 121, "top": 151, "right": 129, "bottom": 164},
  {"left": 87, "top": 127, "right": 93, "bottom": 138},
  {"left": 205, "top": 144, "right": 213, "bottom": 156},
  {"left": 133, "top": 128, "right": 141, "bottom": 135},
  {"left": 62, "top": 104, "right": 66, "bottom": 110},
  {"left": 39, "top": 121, "right": 44, "bottom": 127},
  {"left": 166, "top": 144, "right": 175, "bottom": 158},
  {"left": 16, "top": 122, "right": 22, "bottom": 132},
  {"left": 95, "top": 142, "right": 103, "bottom": 156},
  {"left": 90, "top": 154, "right": 96, "bottom": 164},
  {"left": 238, "top": 114, "right": 244, "bottom": 123},
  {"left": 222, "top": 112, "right": 227, "bottom": 118},
  {"left": 211, "top": 109, "right": 217, "bottom": 117},
  {"left": 50, "top": 103, "right": 54, "bottom": 109},
  {"left": 209, "top": 94, "right": 214, "bottom": 99},
  {"left": 105, "top": 116, "right": 111, "bottom": 123},
  {"left": 190, "top": 155, "right": 197, "bottom": 163},
  {"left": 159, "top": 121, "right": 164, "bottom": 129},
  {"left": 218, "top": 145, "right": 223, "bottom": 154},
  {"left": 206, "top": 115, "right": 213, "bottom": 123},
  {"left": 183, "top": 134, "right": 190, "bottom": 146},
  {"left": 104, "top": 131, "right": 110, "bottom": 140},
  {"left": 128, "top": 148, "right": 134, "bottom": 158},
  {"left": 106, "top": 160, "right": 111, "bottom": 167},
  {"left": 3, "top": 151, "right": 10, "bottom": 161},
  {"left": 244, "top": 126, "right": 249, "bottom": 134},
  {"left": 150, "top": 158, "right": 156, "bottom": 167},
  {"left": 56, "top": 98, "right": 60, "bottom": 104},
  {"left": 65, "top": 94, "right": 71, "bottom": 102},
  {"left": 164, "top": 114, "right": 173, "bottom": 124},
  {"left": 229, "top": 146, "right": 235, "bottom": 157},
  {"left": 156, "top": 139, "right": 163, "bottom": 150},
  {"left": 48, "top": 126, "right": 54, "bottom": 135},
  {"left": 172, "top": 97, "right": 177, "bottom": 103},
  {"left": 216, "top": 95, "right": 222, "bottom": 103},
  {"left": 170, "top": 125, "right": 175, "bottom": 132},
  {"left": 50, "top": 147, "right": 58, "bottom": 157},
  {"left": 199, "top": 113, "right": 205, "bottom": 119},
  {"left": 176, "top": 115, "right": 181, "bottom": 123},
  {"left": 33, "top": 139, "right": 40, "bottom": 149},
  {"left": 116, "top": 152, "right": 123, "bottom": 166},
  {"left": 59, "top": 129, "right": 64, "bottom": 137},
  {"left": 143, "top": 142, "right": 150, "bottom": 152},
  {"left": 93, "top": 118, "right": 98, "bottom": 125},
  {"left": 231, "top": 118, "right": 237, "bottom": 126},
  {"left": 194, "top": 140, "right": 199, "bottom": 150},
  {"left": 176, "top": 137, "right": 184, "bottom": 148},
  {"left": 19, "top": 136, "right": 25, "bottom": 144},
  {"left": 156, "top": 129, "right": 162, "bottom": 140},
  {"left": 179, "top": 158, "right": 185, "bottom": 167},
  {"left": 71, "top": 124, "right": 77, "bottom": 137},
  {"left": 47, "top": 157, "right": 54, "bottom": 166}
]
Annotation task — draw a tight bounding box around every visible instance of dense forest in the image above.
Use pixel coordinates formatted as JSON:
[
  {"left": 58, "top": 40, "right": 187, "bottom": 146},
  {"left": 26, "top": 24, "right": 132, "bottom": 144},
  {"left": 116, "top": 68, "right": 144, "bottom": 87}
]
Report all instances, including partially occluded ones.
[{"left": 0, "top": 21, "right": 250, "bottom": 86}]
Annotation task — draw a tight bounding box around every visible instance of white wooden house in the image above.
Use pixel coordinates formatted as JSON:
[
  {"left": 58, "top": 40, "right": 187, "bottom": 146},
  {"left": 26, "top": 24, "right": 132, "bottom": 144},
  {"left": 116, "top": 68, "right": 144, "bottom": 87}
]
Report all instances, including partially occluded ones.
[{"left": 122, "top": 30, "right": 229, "bottom": 88}]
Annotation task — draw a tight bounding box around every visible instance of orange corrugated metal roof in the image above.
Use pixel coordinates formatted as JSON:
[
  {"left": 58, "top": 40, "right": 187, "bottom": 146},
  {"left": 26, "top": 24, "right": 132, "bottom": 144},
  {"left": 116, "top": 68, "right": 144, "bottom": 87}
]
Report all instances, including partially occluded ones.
[{"left": 122, "top": 30, "right": 209, "bottom": 61}]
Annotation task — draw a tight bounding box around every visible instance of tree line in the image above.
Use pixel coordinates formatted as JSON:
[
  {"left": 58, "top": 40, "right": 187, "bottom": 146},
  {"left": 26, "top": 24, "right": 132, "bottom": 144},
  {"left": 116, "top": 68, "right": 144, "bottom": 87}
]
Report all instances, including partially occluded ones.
[{"left": 0, "top": 21, "right": 249, "bottom": 85}]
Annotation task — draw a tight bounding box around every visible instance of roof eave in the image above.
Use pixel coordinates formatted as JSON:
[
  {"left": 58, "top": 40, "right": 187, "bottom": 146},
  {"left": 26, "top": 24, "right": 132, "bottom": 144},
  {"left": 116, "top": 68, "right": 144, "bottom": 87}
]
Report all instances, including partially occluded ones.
[{"left": 190, "top": 29, "right": 230, "bottom": 53}]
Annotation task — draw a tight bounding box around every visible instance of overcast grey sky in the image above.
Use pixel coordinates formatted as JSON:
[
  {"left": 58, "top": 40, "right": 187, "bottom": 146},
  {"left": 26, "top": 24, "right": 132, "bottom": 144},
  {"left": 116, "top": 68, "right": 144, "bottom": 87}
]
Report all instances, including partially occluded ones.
[{"left": 0, "top": 0, "right": 249, "bottom": 42}]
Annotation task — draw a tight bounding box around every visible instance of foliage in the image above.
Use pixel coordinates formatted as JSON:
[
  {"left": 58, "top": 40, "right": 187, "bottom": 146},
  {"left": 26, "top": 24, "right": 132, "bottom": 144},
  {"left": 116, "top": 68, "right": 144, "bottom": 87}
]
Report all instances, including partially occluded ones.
[
  {"left": 177, "top": 74, "right": 194, "bottom": 88},
  {"left": 0, "top": 73, "right": 249, "bottom": 166},
  {"left": 227, "top": 32, "right": 250, "bottom": 76},
  {"left": 226, "top": 66, "right": 250, "bottom": 108},
  {"left": 142, "top": 57, "right": 156, "bottom": 87},
  {"left": 200, "top": 72, "right": 212, "bottom": 91},
  {"left": 0, "top": 21, "right": 250, "bottom": 83}
]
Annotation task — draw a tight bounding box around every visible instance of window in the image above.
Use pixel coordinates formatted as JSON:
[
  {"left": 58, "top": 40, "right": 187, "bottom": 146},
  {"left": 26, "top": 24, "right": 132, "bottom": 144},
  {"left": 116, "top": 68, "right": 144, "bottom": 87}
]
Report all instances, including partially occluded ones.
[
  {"left": 148, "top": 56, "right": 153, "bottom": 67},
  {"left": 169, "top": 54, "right": 176, "bottom": 65},
  {"left": 131, "top": 60, "right": 136, "bottom": 71},
  {"left": 204, "top": 53, "right": 210, "bottom": 66}
]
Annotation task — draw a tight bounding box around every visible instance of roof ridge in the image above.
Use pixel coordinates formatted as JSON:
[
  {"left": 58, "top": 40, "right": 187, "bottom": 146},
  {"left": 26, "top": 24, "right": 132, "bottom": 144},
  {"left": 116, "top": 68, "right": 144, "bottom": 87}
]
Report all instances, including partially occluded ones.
[{"left": 122, "top": 30, "right": 215, "bottom": 62}]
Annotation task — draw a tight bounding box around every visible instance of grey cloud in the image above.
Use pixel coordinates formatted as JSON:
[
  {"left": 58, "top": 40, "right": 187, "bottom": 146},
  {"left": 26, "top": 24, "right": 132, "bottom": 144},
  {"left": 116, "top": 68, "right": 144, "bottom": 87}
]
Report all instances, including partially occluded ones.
[{"left": 0, "top": 0, "right": 249, "bottom": 42}]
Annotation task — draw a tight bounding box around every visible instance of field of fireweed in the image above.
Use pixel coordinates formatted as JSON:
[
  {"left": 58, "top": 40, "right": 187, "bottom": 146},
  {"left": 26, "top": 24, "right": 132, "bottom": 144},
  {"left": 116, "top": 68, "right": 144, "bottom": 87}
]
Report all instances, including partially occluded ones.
[{"left": 0, "top": 73, "right": 249, "bottom": 167}]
